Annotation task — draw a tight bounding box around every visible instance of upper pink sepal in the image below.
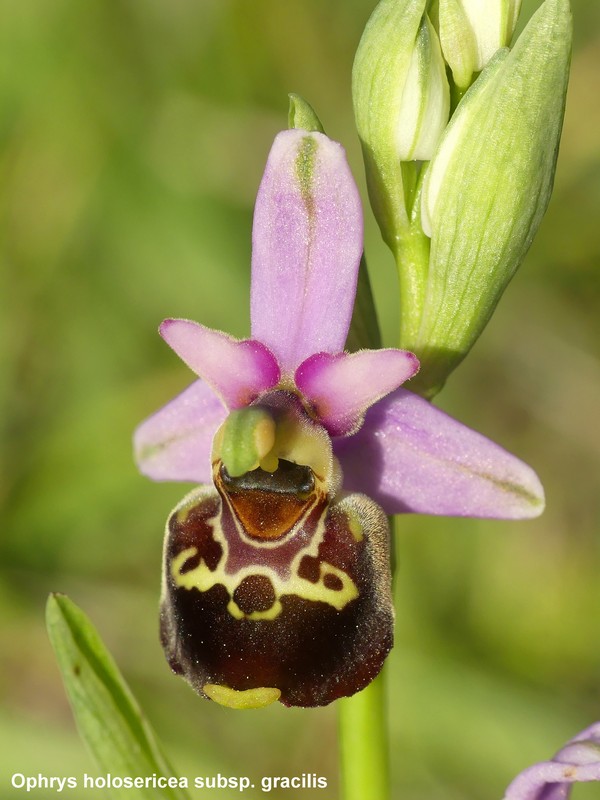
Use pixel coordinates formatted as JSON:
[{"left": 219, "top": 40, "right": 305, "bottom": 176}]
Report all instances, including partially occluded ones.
[
  {"left": 334, "top": 388, "right": 545, "bottom": 519},
  {"left": 295, "top": 349, "right": 419, "bottom": 436},
  {"left": 134, "top": 379, "right": 227, "bottom": 483},
  {"left": 159, "top": 318, "right": 280, "bottom": 409},
  {"left": 250, "top": 130, "right": 363, "bottom": 375}
]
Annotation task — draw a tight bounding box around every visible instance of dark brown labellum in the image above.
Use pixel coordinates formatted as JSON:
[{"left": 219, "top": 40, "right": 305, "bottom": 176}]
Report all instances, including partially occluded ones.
[{"left": 160, "top": 458, "right": 394, "bottom": 708}]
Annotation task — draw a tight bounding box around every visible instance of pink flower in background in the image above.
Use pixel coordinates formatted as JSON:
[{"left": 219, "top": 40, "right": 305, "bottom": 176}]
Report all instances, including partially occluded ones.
[{"left": 503, "top": 722, "right": 600, "bottom": 799}]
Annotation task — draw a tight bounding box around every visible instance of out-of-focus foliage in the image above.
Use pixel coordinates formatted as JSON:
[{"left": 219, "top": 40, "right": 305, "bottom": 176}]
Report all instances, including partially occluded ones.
[
  {"left": 0, "top": 1, "right": 599, "bottom": 798},
  {"left": 46, "top": 594, "right": 191, "bottom": 800}
]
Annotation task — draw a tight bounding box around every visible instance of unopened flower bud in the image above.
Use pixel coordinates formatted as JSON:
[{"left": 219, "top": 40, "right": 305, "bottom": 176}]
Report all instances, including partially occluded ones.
[
  {"left": 353, "top": 0, "right": 448, "bottom": 240},
  {"left": 414, "top": 0, "right": 571, "bottom": 397}
]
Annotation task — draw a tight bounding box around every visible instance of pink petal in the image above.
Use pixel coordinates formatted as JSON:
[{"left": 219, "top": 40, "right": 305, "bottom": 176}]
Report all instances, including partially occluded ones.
[
  {"left": 295, "top": 349, "right": 419, "bottom": 436},
  {"left": 160, "top": 319, "right": 280, "bottom": 409},
  {"left": 251, "top": 130, "right": 363, "bottom": 374},
  {"left": 334, "top": 389, "right": 545, "bottom": 519},
  {"left": 134, "top": 379, "right": 227, "bottom": 483}
]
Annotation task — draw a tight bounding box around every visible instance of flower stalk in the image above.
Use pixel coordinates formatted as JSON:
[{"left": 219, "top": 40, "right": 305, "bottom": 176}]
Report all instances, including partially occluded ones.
[{"left": 339, "top": 672, "right": 390, "bottom": 800}]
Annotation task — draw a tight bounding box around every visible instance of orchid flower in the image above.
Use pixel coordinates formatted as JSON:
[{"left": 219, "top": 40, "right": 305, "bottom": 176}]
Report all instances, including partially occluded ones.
[
  {"left": 134, "top": 129, "right": 544, "bottom": 709},
  {"left": 503, "top": 722, "right": 600, "bottom": 799}
]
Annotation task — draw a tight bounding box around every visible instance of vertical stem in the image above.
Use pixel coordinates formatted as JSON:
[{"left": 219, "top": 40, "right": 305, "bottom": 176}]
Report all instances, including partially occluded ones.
[
  {"left": 338, "top": 670, "right": 390, "bottom": 800},
  {"left": 394, "top": 220, "right": 431, "bottom": 354},
  {"left": 346, "top": 256, "right": 383, "bottom": 353},
  {"left": 338, "top": 518, "right": 395, "bottom": 800}
]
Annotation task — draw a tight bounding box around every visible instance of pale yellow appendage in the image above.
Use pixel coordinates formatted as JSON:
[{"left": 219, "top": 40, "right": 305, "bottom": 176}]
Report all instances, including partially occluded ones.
[{"left": 203, "top": 683, "right": 281, "bottom": 709}]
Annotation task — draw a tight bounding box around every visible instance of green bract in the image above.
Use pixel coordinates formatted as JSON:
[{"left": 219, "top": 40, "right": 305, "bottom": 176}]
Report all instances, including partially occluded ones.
[
  {"left": 288, "top": 93, "right": 325, "bottom": 134},
  {"left": 415, "top": 0, "right": 571, "bottom": 396}
]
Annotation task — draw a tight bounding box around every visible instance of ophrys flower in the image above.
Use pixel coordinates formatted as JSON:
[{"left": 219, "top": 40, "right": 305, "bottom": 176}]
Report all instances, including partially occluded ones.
[{"left": 135, "top": 129, "right": 544, "bottom": 708}]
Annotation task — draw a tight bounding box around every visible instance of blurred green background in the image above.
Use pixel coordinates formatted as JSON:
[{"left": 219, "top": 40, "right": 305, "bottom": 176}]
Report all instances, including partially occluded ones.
[{"left": 1, "top": 0, "right": 599, "bottom": 798}]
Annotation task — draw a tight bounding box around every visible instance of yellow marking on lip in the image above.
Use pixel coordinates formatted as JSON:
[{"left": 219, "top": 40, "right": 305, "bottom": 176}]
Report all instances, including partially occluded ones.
[
  {"left": 226, "top": 598, "right": 283, "bottom": 621},
  {"left": 171, "top": 546, "right": 358, "bottom": 619},
  {"left": 346, "top": 509, "right": 365, "bottom": 542},
  {"left": 173, "top": 547, "right": 218, "bottom": 593},
  {"left": 175, "top": 506, "right": 192, "bottom": 525},
  {"left": 298, "top": 562, "right": 358, "bottom": 610},
  {"left": 203, "top": 683, "right": 280, "bottom": 709}
]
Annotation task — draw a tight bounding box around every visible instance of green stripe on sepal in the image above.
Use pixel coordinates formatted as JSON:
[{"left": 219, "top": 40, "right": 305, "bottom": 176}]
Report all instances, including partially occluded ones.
[
  {"left": 413, "top": 0, "right": 572, "bottom": 397},
  {"left": 295, "top": 135, "right": 318, "bottom": 209},
  {"left": 46, "top": 594, "right": 191, "bottom": 800},
  {"left": 286, "top": 96, "right": 382, "bottom": 352}
]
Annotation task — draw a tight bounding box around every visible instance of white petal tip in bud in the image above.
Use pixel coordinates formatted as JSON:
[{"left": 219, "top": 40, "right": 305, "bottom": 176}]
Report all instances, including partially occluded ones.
[
  {"left": 396, "top": 15, "right": 450, "bottom": 161},
  {"left": 459, "top": 0, "right": 523, "bottom": 71}
]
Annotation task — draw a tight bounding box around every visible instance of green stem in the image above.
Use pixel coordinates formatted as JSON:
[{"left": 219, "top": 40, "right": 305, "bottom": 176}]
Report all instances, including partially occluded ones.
[
  {"left": 338, "top": 670, "right": 390, "bottom": 800},
  {"left": 394, "top": 227, "right": 430, "bottom": 351},
  {"left": 338, "top": 515, "right": 396, "bottom": 800}
]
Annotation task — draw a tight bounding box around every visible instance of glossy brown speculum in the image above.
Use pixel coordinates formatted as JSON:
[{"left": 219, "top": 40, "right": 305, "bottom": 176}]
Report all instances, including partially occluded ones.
[{"left": 216, "top": 460, "right": 316, "bottom": 541}]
